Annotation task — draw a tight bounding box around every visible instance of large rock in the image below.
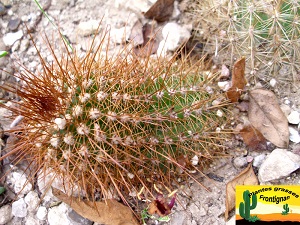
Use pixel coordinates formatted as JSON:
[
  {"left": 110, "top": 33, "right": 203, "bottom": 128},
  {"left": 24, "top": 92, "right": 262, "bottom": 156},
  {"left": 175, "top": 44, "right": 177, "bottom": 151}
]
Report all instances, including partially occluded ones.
[{"left": 258, "top": 149, "right": 300, "bottom": 182}]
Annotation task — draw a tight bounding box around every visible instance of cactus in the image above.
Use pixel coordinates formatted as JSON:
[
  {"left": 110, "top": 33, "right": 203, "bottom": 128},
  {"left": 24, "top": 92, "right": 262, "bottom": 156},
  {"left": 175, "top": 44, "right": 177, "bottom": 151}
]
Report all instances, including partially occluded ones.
[
  {"left": 282, "top": 203, "right": 290, "bottom": 215},
  {"left": 239, "top": 190, "right": 257, "bottom": 220},
  {"left": 190, "top": 0, "right": 300, "bottom": 89},
  {"left": 0, "top": 29, "right": 230, "bottom": 201}
]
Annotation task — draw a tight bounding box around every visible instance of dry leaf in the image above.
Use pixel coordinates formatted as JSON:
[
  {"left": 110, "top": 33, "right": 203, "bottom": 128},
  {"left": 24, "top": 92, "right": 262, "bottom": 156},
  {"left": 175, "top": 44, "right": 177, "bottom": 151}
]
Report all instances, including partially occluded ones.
[
  {"left": 133, "top": 23, "right": 159, "bottom": 57},
  {"left": 226, "top": 57, "right": 246, "bottom": 102},
  {"left": 144, "top": 0, "right": 175, "bottom": 23},
  {"left": 240, "top": 125, "right": 267, "bottom": 150},
  {"left": 129, "top": 20, "right": 144, "bottom": 46},
  {"left": 248, "top": 89, "right": 289, "bottom": 148},
  {"left": 52, "top": 187, "right": 139, "bottom": 225},
  {"left": 225, "top": 163, "right": 258, "bottom": 221}
]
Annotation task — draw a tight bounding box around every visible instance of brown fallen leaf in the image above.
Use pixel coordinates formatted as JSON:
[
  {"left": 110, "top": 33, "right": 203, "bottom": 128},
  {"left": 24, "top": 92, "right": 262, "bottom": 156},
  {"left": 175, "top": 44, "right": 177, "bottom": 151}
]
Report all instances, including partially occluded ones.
[
  {"left": 144, "top": 0, "right": 175, "bottom": 23},
  {"left": 129, "top": 20, "right": 144, "bottom": 46},
  {"left": 225, "top": 163, "right": 258, "bottom": 221},
  {"left": 226, "top": 57, "right": 246, "bottom": 102},
  {"left": 133, "top": 23, "right": 160, "bottom": 57},
  {"left": 52, "top": 187, "right": 139, "bottom": 225},
  {"left": 248, "top": 89, "right": 289, "bottom": 148},
  {"left": 240, "top": 125, "right": 267, "bottom": 150}
]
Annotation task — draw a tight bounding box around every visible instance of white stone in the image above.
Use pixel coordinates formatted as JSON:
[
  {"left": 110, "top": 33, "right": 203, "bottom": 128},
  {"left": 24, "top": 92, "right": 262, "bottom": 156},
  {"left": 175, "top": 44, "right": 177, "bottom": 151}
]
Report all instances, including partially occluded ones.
[
  {"left": 158, "top": 22, "right": 191, "bottom": 54},
  {"left": 289, "top": 127, "right": 300, "bottom": 143},
  {"left": 216, "top": 109, "right": 223, "bottom": 117},
  {"left": 12, "top": 198, "right": 27, "bottom": 218},
  {"left": 37, "top": 169, "right": 81, "bottom": 201},
  {"left": 269, "top": 78, "right": 277, "bottom": 87},
  {"left": 253, "top": 154, "right": 266, "bottom": 167},
  {"left": 110, "top": 27, "right": 130, "bottom": 44},
  {"left": 0, "top": 205, "right": 13, "bottom": 224},
  {"left": 48, "top": 203, "right": 72, "bottom": 225},
  {"left": 226, "top": 216, "right": 235, "bottom": 225},
  {"left": 24, "top": 191, "right": 40, "bottom": 212},
  {"left": 36, "top": 206, "right": 47, "bottom": 221},
  {"left": 3, "top": 30, "right": 23, "bottom": 46},
  {"left": 25, "top": 215, "right": 39, "bottom": 225},
  {"left": 6, "top": 170, "right": 32, "bottom": 197},
  {"left": 191, "top": 155, "right": 199, "bottom": 166},
  {"left": 77, "top": 20, "right": 100, "bottom": 37},
  {"left": 218, "top": 81, "right": 231, "bottom": 91},
  {"left": 258, "top": 149, "right": 300, "bottom": 182},
  {"left": 287, "top": 111, "right": 300, "bottom": 124}
]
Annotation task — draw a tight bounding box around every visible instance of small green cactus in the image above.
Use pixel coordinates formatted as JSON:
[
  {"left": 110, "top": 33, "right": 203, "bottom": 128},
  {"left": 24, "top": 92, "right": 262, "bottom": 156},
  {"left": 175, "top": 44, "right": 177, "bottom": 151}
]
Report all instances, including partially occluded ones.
[
  {"left": 239, "top": 190, "right": 257, "bottom": 220},
  {"left": 282, "top": 203, "right": 290, "bottom": 215}
]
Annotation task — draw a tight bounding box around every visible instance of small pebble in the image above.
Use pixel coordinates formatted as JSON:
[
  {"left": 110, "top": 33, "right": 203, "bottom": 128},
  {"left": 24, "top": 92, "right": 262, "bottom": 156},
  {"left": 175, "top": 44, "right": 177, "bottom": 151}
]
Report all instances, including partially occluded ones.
[
  {"left": 8, "top": 18, "right": 21, "bottom": 31},
  {"left": 253, "top": 154, "right": 266, "bottom": 167},
  {"left": 233, "top": 157, "right": 248, "bottom": 168},
  {"left": 36, "top": 206, "right": 47, "bottom": 221},
  {"left": 0, "top": 2, "right": 6, "bottom": 16},
  {"left": 24, "top": 191, "right": 40, "bottom": 212},
  {"left": 3, "top": 30, "right": 23, "bottom": 46},
  {"left": 217, "top": 81, "right": 230, "bottom": 91},
  {"left": 289, "top": 127, "right": 300, "bottom": 143},
  {"left": 269, "top": 78, "right": 277, "bottom": 87},
  {"left": 0, "top": 205, "right": 13, "bottom": 224},
  {"left": 287, "top": 111, "right": 300, "bottom": 125},
  {"left": 12, "top": 198, "right": 27, "bottom": 218}
]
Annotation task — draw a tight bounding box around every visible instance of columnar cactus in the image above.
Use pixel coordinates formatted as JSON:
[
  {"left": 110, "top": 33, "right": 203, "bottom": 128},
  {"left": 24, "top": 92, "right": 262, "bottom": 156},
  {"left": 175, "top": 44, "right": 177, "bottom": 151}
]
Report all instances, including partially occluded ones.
[
  {"left": 282, "top": 203, "right": 290, "bottom": 215},
  {"left": 0, "top": 31, "right": 230, "bottom": 200},
  {"left": 239, "top": 190, "right": 257, "bottom": 220}
]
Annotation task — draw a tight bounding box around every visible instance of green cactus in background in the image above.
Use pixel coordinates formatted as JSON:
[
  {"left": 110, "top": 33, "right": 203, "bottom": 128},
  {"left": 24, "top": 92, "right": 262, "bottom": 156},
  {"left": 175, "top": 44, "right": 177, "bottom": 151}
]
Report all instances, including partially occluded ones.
[
  {"left": 190, "top": 0, "right": 300, "bottom": 89},
  {"left": 239, "top": 190, "right": 257, "bottom": 220},
  {"left": 282, "top": 203, "right": 290, "bottom": 215}
]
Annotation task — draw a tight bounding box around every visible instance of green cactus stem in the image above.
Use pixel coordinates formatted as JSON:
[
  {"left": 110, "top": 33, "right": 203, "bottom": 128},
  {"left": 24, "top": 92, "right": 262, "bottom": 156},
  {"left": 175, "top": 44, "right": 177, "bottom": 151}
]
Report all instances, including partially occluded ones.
[
  {"left": 239, "top": 190, "right": 257, "bottom": 220},
  {"left": 282, "top": 203, "right": 289, "bottom": 215}
]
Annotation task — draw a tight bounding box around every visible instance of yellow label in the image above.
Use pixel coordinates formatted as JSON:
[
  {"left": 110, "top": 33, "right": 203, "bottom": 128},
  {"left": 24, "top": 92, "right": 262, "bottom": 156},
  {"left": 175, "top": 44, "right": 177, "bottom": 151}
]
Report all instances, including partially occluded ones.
[{"left": 236, "top": 185, "right": 300, "bottom": 223}]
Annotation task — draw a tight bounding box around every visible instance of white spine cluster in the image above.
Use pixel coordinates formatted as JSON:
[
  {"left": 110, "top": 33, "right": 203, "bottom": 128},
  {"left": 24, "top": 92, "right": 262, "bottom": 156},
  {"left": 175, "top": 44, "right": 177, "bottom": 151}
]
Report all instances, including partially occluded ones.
[
  {"left": 76, "top": 123, "right": 90, "bottom": 135},
  {"left": 97, "top": 91, "right": 108, "bottom": 101},
  {"left": 72, "top": 105, "right": 83, "bottom": 117},
  {"left": 63, "top": 133, "right": 75, "bottom": 145},
  {"left": 79, "top": 93, "right": 91, "bottom": 103},
  {"left": 50, "top": 135, "right": 60, "bottom": 148},
  {"left": 54, "top": 118, "right": 66, "bottom": 130},
  {"left": 89, "top": 108, "right": 101, "bottom": 119}
]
